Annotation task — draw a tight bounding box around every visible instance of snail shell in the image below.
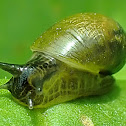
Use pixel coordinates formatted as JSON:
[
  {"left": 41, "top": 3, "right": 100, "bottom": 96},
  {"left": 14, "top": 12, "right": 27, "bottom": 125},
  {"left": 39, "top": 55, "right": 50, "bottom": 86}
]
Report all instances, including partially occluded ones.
[
  {"left": 31, "top": 13, "right": 126, "bottom": 74},
  {"left": 0, "top": 13, "right": 126, "bottom": 109}
]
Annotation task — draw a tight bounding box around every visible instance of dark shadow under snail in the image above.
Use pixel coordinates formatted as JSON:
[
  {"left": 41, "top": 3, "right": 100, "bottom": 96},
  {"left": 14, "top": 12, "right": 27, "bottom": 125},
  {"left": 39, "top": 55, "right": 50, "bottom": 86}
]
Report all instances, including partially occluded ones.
[{"left": 0, "top": 13, "right": 126, "bottom": 109}]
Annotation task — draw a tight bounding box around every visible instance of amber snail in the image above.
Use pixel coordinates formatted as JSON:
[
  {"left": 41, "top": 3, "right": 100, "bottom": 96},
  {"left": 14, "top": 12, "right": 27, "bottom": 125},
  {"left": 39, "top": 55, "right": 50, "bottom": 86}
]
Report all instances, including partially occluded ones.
[{"left": 0, "top": 13, "right": 126, "bottom": 109}]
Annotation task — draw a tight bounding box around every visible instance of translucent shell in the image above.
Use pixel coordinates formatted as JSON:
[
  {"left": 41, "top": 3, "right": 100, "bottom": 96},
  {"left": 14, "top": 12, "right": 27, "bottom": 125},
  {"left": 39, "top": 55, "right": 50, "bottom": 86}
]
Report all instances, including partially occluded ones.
[{"left": 31, "top": 13, "right": 126, "bottom": 75}]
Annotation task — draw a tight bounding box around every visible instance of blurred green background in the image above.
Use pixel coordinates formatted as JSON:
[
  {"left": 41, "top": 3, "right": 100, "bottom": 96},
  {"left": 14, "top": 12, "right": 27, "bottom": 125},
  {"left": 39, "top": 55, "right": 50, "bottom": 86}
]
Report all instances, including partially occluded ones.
[
  {"left": 0, "top": 1, "right": 126, "bottom": 125},
  {"left": 0, "top": 0, "right": 126, "bottom": 79}
]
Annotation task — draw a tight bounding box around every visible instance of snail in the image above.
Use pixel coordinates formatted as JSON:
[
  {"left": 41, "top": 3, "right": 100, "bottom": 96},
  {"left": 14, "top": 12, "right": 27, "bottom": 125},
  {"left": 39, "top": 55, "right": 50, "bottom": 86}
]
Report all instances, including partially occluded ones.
[{"left": 0, "top": 13, "right": 126, "bottom": 109}]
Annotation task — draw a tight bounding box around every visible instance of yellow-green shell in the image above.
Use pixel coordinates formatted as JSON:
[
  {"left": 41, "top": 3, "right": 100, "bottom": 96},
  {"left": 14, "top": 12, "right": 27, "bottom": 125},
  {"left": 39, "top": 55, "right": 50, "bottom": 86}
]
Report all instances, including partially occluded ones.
[{"left": 31, "top": 13, "right": 126, "bottom": 75}]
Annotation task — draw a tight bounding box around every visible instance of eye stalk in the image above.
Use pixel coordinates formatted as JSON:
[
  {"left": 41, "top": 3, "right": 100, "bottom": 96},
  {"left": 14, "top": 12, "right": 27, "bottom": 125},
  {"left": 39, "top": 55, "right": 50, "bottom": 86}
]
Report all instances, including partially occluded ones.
[
  {"left": 0, "top": 62, "right": 22, "bottom": 76},
  {"left": 0, "top": 62, "right": 24, "bottom": 92},
  {"left": 0, "top": 62, "right": 36, "bottom": 109}
]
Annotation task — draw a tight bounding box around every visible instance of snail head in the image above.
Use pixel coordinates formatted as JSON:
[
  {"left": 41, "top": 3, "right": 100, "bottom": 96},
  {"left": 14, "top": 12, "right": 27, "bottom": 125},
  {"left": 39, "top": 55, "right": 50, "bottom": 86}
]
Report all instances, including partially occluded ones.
[{"left": 0, "top": 62, "right": 46, "bottom": 109}]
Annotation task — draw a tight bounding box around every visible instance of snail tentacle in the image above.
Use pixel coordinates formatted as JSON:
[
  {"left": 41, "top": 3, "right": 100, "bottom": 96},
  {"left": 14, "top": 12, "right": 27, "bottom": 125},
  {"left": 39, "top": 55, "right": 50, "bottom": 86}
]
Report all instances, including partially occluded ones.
[{"left": 0, "top": 62, "right": 23, "bottom": 76}]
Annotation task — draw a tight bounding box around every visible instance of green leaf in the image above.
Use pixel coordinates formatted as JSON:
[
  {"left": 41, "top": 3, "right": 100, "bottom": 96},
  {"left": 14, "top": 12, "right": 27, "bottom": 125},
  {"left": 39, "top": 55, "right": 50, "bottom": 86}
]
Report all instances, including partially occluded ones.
[{"left": 0, "top": 73, "right": 126, "bottom": 126}]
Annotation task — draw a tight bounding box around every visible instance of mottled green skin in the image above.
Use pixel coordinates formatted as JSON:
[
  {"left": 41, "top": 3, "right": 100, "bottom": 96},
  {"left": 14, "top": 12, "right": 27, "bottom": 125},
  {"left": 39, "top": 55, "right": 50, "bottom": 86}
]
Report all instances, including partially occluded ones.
[
  {"left": 13, "top": 52, "right": 114, "bottom": 108},
  {"left": 31, "top": 13, "right": 126, "bottom": 74},
  {"left": 32, "top": 59, "right": 115, "bottom": 108}
]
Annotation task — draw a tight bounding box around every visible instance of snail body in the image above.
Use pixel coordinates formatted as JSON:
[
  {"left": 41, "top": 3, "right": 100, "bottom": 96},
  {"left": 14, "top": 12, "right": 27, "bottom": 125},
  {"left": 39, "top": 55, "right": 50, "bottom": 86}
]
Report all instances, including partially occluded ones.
[{"left": 0, "top": 13, "right": 126, "bottom": 109}]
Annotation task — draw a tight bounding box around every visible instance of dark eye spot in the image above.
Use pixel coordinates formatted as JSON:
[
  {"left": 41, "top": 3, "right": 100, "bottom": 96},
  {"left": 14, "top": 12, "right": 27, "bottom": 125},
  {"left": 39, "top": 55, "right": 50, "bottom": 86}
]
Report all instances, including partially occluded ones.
[
  {"left": 39, "top": 65, "right": 43, "bottom": 69},
  {"left": 43, "top": 63, "right": 48, "bottom": 68}
]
